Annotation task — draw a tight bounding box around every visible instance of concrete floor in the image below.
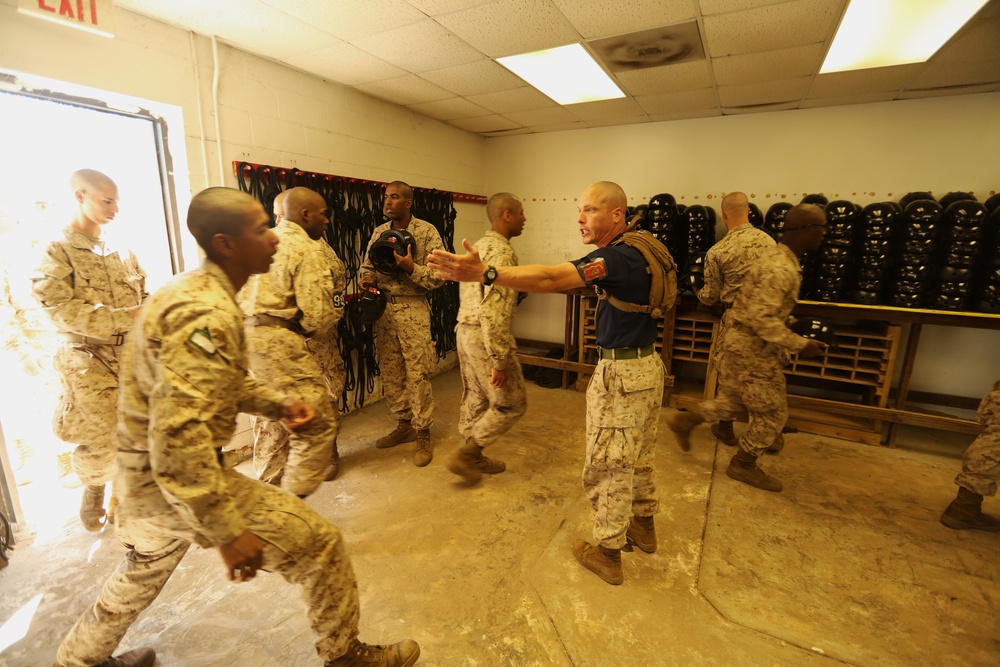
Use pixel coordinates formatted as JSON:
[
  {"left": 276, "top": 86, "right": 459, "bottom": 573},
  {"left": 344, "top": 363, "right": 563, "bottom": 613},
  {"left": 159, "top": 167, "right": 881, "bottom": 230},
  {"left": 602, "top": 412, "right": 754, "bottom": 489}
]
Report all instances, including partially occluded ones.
[{"left": 1, "top": 367, "right": 998, "bottom": 666}]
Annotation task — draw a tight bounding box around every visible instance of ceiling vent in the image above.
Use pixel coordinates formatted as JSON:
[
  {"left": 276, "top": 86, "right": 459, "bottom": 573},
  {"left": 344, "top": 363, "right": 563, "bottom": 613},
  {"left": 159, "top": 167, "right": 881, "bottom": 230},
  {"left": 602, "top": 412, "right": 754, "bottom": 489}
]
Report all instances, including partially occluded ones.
[{"left": 588, "top": 21, "right": 706, "bottom": 72}]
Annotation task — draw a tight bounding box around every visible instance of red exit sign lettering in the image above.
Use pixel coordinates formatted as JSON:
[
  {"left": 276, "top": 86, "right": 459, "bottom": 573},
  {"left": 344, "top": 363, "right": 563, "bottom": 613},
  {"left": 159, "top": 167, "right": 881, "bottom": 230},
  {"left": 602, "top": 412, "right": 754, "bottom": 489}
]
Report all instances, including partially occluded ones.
[{"left": 17, "top": 0, "right": 116, "bottom": 38}]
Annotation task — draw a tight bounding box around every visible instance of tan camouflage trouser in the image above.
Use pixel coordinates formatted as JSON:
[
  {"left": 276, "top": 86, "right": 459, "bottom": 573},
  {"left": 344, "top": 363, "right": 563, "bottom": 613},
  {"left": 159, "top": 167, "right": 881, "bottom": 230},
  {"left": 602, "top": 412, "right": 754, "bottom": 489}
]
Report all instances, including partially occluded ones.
[
  {"left": 698, "top": 341, "right": 786, "bottom": 458},
  {"left": 55, "top": 477, "right": 361, "bottom": 666},
  {"left": 245, "top": 327, "right": 338, "bottom": 497},
  {"left": 956, "top": 426, "right": 1000, "bottom": 496},
  {"left": 456, "top": 323, "right": 527, "bottom": 447},
  {"left": 583, "top": 354, "right": 664, "bottom": 549},
  {"left": 52, "top": 343, "right": 122, "bottom": 486},
  {"left": 376, "top": 297, "right": 434, "bottom": 430}
]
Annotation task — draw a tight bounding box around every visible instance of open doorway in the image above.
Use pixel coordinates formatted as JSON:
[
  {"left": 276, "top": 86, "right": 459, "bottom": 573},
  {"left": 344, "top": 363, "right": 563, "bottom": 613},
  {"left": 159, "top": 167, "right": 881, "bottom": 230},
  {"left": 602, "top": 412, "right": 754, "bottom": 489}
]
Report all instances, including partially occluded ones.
[{"left": 0, "top": 85, "right": 184, "bottom": 544}]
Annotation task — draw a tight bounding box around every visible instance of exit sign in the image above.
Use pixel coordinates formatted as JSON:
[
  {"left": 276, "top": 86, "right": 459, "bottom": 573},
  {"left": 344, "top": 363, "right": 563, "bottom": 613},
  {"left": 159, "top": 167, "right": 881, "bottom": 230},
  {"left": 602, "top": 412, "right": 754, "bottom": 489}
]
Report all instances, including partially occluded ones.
[{"left": 17, "top": 0, "right": 116, "bottom": 38}]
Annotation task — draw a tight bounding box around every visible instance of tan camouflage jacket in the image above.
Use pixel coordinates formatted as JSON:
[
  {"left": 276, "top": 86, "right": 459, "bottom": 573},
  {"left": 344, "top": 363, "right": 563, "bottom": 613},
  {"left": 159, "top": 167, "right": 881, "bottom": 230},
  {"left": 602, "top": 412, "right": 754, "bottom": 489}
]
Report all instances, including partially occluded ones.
[
  {"left": 31, "top": 226, "right": 146, "bottom": 338},
  {"left": 978, "top": 379, "right": 1000, "bottom": 428},
  {"left": 117, "top": 259, "right": 289, "bottom": 547},
  {"left": 358, "top": 217, "right": 445, "bottom": 296},
  {"left": 237, "top": 220, "right": 340, "bottom": 336},
  {"left": 698, "top": 224, "right": 776, "bottom": 306},
  {"left": 457, "top": 230, "right": 519, "bottom": 370},
  {"left": 729, "top": 243, "right": 808, "bottom": 354}
]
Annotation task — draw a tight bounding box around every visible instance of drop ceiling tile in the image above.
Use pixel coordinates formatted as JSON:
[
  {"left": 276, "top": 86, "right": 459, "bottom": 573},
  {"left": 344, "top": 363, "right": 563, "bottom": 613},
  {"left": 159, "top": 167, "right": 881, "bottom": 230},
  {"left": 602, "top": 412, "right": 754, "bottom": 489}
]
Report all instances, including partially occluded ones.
[
  {"left": 550, "top": 0, "right": 697, "bottom": 40},
  {"left": 935, "top": 18, "right": 1000, "bottom": 62},
  {"left": 408, "top": 97, "right": 492, "bottom": 120},
  {"left": 647, "top": 107, "right": 720, "bottom": 122},
  {"left": 585, "top": 114, "right": 653, "bottom": 128},
  {"left": 465, "top": 87, "right": 555, "bottom": 113},
  {"left": 355, "top": 74, "right": 454, "bottom": 105},
  {"left": 717, "top": 76, "right": 811, "bottom": 107},
  {"left": 615, "top": 60, "right": 713, "bottom": 96},
  {"left": 808, "top": 64, "right": 920, "bottom": 98},
  {"left": 721, "top": 100, "right": 799, "bottom": 115},
  {"left": 436, "top": 0, "right": 582, "bottom": 58},
  {"left": 283, "top": 43, "right": 406, "bottom": 86},
  {"left": 448, "top": 114, "right": 524, "bottom": 132},
  {"left": 351, "top": 19, "right": 484, "bottom": 72},
  {"left": 407, "top": 0, "right": 498, "bottom": 15},
  {"left": 419, "top": 59, "right": 526, "bottom": 95},
  {"left": 800, "top": 92, "right": 896, "bottom": 109},
  {"left": 523, "top": 120, "right": 589, "bottom": 133},
  {"left": 897, "top": 84, "right": 1000, "bottom": 100},
  {"left": 259, "top": 0, "right": 427, "bottom": 40},
  {"left": 713, "top": 43, "right": 825, "bottom": 86},
  {"left": 566, "top": 96, "right": 645, "bottom": 121},
  {"left": 635, "top": 87, "right": 719, "bottom": 114},
  {"left": 703, "top": 0, "right": 842, "bottom": 57},
  {"left": 906, "top": 60, "right": 1000, "bottom": 90},
  {"left": 120, "top": 0, "right": 339, "bottom": 60},
  {"left": 700, "top": 0, "right": 800, "bottom": 14},
  {"left": 481, "top": 127, "right": 536, "bottom": 137},
  {"left": 502, "top": 106, "right": 579, "bottom": 126}
]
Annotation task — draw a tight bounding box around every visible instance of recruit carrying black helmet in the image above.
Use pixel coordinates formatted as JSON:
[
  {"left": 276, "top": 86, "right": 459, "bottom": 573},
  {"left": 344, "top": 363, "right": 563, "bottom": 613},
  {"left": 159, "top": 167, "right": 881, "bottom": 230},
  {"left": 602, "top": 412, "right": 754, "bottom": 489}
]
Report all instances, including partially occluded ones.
[
  {"left": 356, "top": 285, "right": 387, "bottom": 324},
  {"left": 369, "top": 229, "right": 417, "bottom": 276},
  {"left": 790, "top": 317, "right": 837, "bottom": 348}
]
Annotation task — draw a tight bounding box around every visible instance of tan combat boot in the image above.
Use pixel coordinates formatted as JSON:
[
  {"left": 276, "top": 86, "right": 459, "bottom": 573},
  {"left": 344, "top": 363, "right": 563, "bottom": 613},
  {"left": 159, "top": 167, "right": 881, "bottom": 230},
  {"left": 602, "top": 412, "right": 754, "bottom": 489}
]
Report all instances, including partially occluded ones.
[
  {"left": 572, "top": 539, "right": 623, "bottom": 585},
  {"left": 625, "top": 514, "right": 657, "bottom": 553},
  {"left": 940, "top": 487, "right": 1000, "bottom": 531},
  {"left": 726, "top": 449, "right": 782, "bottom": 492},
  {"left": 325, "top": 638, "right": 420, "bottom": 667},
  {"left": 106, "top": 494, "right": 119, "bottom": 526},
  {"left": 710, "top": 420, "right": 738, "bottom": 447},
  {"left": 375, "top": 420, "right": 417, "bottom": 449},
  {"left": 667, "top": 408, "right": 705, "bottom": 452},
  {"left": 324, "top": 445, "right": 341, "bottom": 482},
  {"left": 446, "top": 438, "right": 506, "bottom": 484},
  {"left": 54, "top": 646, "right": 155, "bottom": 667},
  {"left": 413, "top": 429, "right": 433, "bottom": 467},
  {"left": 80, "top": 484, "right": 107, "bottom": 531},
  {"left": 766, "top": 433, "right": 785, "bottom": 454}
]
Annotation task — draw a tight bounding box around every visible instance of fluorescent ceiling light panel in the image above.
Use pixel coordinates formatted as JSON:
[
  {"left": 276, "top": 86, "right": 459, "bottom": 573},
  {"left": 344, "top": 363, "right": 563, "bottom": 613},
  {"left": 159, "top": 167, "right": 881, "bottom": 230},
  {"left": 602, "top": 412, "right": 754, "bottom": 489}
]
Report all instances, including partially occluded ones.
[
  {"left": 821, "top": 0, "right": 989, "bottom": 73},
  {"left": 497, "top": 44, "right": 625, "bottom": 105}
]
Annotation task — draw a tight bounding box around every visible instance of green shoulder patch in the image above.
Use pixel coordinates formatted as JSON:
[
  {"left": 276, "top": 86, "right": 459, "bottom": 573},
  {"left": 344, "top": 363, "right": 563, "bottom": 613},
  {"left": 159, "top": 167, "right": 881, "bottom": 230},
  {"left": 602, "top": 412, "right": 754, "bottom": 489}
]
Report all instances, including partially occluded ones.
[{"left": 187, "top": 328, "right": 217, "bottom": 356}]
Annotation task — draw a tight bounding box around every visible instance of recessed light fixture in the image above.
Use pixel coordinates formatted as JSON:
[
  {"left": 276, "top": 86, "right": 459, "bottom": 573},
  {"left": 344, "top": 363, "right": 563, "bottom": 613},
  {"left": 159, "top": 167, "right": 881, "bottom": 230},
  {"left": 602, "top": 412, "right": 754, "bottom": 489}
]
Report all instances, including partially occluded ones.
[
  {"left": 821, "top": 0, "right": 989, "bottom": 73},
  {"left": 497, "top": 44, "right": 625, "bottom": 105}
]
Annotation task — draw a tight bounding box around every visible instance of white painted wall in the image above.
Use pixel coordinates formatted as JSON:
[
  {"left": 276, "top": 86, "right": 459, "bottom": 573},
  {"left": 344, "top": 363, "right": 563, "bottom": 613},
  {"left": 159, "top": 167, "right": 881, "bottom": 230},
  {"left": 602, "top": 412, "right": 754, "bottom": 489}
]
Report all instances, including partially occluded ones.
[
  {"left": 483, "top": 93, "right": 1000, "bottom": 399},
  {"left": 0, "top": 0, "right": 486, "bottom": 267}
]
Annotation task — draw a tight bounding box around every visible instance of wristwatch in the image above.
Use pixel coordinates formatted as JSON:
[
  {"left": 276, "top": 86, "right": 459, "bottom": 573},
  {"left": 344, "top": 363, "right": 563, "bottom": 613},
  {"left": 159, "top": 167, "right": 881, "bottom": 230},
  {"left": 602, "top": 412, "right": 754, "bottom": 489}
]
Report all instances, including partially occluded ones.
[{"left": 483, "top": 265, "right": 498, "bottom": 286}]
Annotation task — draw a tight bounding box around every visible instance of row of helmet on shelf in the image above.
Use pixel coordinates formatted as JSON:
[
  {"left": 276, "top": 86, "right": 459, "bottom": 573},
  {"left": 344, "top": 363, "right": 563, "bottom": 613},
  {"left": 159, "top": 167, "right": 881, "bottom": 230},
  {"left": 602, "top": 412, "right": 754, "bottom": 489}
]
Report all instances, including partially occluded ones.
[{"left": 630, "top": 191, "right": 1000, "bottom": 314}]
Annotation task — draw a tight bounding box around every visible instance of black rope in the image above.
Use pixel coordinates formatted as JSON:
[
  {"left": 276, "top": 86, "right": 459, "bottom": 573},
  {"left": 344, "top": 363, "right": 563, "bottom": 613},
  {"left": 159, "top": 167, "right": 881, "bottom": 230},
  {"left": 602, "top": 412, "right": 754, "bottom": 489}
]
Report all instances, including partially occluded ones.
[{"left": 238, "top": 164, "right": 460, "bottom": 412}]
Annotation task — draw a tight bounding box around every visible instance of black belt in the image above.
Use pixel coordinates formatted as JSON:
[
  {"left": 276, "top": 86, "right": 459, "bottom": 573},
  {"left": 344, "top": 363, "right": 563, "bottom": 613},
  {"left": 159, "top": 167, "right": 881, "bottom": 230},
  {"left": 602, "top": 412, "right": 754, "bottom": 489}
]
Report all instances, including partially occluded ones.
[
  {"left": 61, "top": 332, "right": 126, "bottom": 346},
  {"left": 731, "top": 321, "right": 754, "bottom": 334},
  {"left": 598, "top": 344, "right": 656, "bottom": 360},
  {"left": 384, "top": 293, "right": 425, "bottom": 305}
]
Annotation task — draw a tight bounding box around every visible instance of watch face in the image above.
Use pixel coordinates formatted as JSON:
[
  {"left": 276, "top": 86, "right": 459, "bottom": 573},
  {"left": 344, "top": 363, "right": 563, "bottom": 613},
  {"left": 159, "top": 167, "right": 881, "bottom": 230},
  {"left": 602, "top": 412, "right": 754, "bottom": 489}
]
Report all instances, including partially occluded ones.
[{"left": 486, "top": 267, "right": 498, "bottom": 281}]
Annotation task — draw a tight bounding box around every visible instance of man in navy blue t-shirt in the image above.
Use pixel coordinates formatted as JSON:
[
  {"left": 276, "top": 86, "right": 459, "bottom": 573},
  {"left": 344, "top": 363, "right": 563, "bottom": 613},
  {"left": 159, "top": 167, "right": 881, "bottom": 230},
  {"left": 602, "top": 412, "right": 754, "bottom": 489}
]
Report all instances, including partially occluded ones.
[{"left": 428, "top": 181, "right": 666, "bottom": 585}]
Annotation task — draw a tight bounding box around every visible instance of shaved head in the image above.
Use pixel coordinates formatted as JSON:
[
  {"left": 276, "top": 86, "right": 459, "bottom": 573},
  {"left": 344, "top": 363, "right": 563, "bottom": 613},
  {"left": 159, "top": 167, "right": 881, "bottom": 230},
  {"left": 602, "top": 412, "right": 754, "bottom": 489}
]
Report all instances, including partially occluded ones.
[
  {"left": 486, "top": 192, "right": 520, "bottom": 224},
  {"left": 586, "top": 181, "right": 627, "bottom": 211},
  {"left": 782, "top": 203, "right": 825, "bottom": 232},
  {"left": 70, "top": 169, "right": 115, "bottom": 193},
  {"left": 386, "top": 180, "right": 413, "bottom": 200},
  {"left": 721, "top": 192, "right": 748, "bottom": 217},
  {"left": 282, "top": 187, "right": 324, "bottom": 223},
  {"left": 273, "top": 190, "right": 288, "bottom": 220},
  {"left": 187, "top": 187, "right": 262, "bottom": 253}
]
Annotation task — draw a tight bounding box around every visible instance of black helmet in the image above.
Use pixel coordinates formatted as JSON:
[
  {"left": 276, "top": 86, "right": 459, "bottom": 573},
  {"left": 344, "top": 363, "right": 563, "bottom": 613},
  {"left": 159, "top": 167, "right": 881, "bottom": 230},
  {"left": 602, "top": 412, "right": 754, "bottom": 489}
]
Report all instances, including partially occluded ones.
[
  {"left": 790, "top": 317, "right": 837, "bottom": 347},
  {"left": 939, "top": 191, "right": 977, "bottom": 210},
  {"left": 356, "top": 285, "right": 387, "bottom": 324},
  {"left": 369, "top": 229, "right": 417, "bottom": 275},
  {"left": 801, "top": 193, "right": 829, "bottom": 207},
  {"left": 748, "top": 202, "right": 763, "bottom": 227},
  {"left": 899, "top": 191, "right": 935, "bottom": 210}
]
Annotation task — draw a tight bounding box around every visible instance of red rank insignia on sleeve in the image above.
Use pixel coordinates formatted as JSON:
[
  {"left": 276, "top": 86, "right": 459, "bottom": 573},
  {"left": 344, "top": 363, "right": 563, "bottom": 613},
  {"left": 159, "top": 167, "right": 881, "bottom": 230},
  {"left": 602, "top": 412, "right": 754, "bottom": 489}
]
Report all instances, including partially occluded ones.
[{"left": 580, "top": 257, "right": 607, "bottom": 283}]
